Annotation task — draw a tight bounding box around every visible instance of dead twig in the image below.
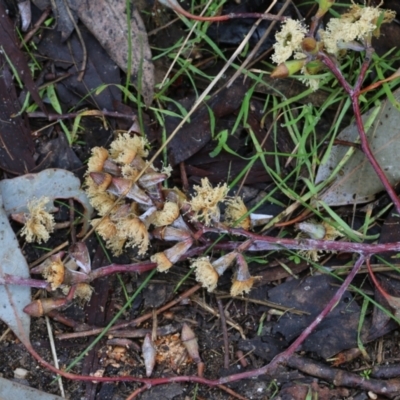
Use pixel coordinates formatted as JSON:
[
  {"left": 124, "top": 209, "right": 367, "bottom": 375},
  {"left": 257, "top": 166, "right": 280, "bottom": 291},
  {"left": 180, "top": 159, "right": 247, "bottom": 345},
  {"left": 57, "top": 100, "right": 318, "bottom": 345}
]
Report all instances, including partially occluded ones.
[
  {"left": 27, "top": 110, "right": 136, "bottom": 122},
  {"left": 19, "top": 6, "right": 51, "bottom": 49},
  {"left": 216, "top": 294, "right": 308, "bottom": 316},
  {"left": 216, "top": 298, "right": 229, "bottom": 369},
  {"left": 288, "top": 354, "right": 400, "bottom": 396},
  {"left": 191, "top": 297, "right": 246, "bottom": 339},
  {"left": 57, "top": 283, "right": 202, "bottom": 340}
]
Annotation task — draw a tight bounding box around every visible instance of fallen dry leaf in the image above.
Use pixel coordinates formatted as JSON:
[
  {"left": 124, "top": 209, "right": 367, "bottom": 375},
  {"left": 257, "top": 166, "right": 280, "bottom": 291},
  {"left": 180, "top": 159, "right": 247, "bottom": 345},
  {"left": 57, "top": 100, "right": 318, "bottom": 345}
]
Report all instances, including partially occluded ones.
[
  {"left": 67, "top": 0, "right": 154, "bottom": 106},
  {"left": 315, "top": 88, "right": 400, "bottom": 205}
]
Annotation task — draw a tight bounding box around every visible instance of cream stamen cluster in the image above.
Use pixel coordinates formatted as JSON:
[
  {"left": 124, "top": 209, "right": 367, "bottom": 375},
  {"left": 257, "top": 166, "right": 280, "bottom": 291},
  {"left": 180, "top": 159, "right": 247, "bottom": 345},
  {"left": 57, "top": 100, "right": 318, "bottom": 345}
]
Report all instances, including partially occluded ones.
[
  {"left": 85, "top": 133, "right": 181, "bottom": 258},
  {"left": 270, "top": 2, "right": 395, "bottom": 91},
  {"left": 85, "top": 136, "right": 261, "bottom": 290},
  {"left": 19, "top": 197, "right": 55, "bottom": 244}
]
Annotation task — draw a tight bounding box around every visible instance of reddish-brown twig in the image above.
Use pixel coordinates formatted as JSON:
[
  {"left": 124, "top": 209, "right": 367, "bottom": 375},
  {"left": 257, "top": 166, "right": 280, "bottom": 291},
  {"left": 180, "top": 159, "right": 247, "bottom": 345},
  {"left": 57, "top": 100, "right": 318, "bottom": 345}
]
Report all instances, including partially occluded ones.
[
  {"left": 217, "top": 298, "right": 230, "bottom": 369},
  {"left": 158, "top": 0, "right": 285, "bottom": 23},
  {"left": 57, "top": 283, "right": 202, "bottom": 340},
  {"left": 19, "top": 7, "right": 51, "bottom": 49},
  {"left": 288, "top": 353, "right": 400, "bottom": 395},
  {"left": 28, "top": 110, "right": 136, "bottom": 122},
  {"left": 318, "top": 49, "right": 400, "bottom": 215}
]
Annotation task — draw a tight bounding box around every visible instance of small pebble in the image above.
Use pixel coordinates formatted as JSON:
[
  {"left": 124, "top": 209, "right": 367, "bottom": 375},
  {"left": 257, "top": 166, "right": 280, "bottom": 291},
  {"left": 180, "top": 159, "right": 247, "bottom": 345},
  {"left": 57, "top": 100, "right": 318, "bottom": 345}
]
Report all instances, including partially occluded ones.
[
  {"left": 14, "top": 368, "right": 29, "bottom": 379},
  {"left": 368, "top": 391, "right": 377, "bottom": 400}
]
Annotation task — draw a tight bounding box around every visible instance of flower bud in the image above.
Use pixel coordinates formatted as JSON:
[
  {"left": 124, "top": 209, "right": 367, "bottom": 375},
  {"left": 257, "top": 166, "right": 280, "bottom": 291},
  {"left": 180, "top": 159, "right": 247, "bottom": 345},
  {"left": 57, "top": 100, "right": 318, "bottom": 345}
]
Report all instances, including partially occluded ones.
[
  {"left": 171, "top": 214, "right": 191, "bottom": 232},
  {"left": 337, "top": 40, "right": 365, "bottom": 52},
  {"left": 129, "top": 155, "right": 148, "bottom": 171},
  {"left": 230, "top": 254, "right": 255, "bottom": 296},
  {"left": 9, "top": 212, "right": 26, "bottom": 224},
  {"left": 163, "top": 187, "right": 188, "bottom": 205},
  {"left": 89, "top": 172, "right": 113, "bottom": 191},
  {"left": 315, "top": 0, "right": 335, "bottom": 18},
  {"left": 138, "top": 172, "right": 168, "bottom": 189},
  {"left": 212, "top": 252, "right": 237, "bottom": 276},
  {"left": 181, "top": 323, "right": 201, "bottom": 364},
  {"left": 142, "top": 334, "right": 157, "bottom": 377},
  {"left": 107, "top": 176, "right": 133, "bottom": 196},
  {"left": 270, "top": 59, "right": 307, "bottom": 78},
  {"left": 151, "top": 238, "right": 193, "bottom": 272},
  {"left": 304, "top": 60, "right": 324, "bottom": 75},
  {"left": 301, "top": 37, "right": 318, "bottom": 55},
  {"left": 102, "top": 159, "right": 121, "bottom": 175},
  {"left": 152, "top": 226, "right": 191, "bottom": 241},
  {"left": 23, "top": 297, "right": 69, "bottom": 317},
  {"left": 118, "top": 179, "right": 154, "bottom": 206},
  {"left": 104, "top": 176, "right": 153, "bottom": 206}
]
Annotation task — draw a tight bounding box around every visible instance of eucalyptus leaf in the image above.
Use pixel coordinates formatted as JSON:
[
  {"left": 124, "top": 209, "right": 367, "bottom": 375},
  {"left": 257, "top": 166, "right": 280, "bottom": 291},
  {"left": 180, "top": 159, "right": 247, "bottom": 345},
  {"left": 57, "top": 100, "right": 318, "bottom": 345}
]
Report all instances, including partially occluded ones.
[
  {"left": 315, "top": 88, "right": 400, "bottom": 206},
  {"left": 0, "top": 169, "right": 93, "bottom": 343},
  {"left": 0, "top": 169, "right": 93, "bottom": 235},
  {"left": 67, "top": 0, "right": 154, "bottom": 106},
  {"left": 0, "top": 197, "right": 31, "bottom": 344}
]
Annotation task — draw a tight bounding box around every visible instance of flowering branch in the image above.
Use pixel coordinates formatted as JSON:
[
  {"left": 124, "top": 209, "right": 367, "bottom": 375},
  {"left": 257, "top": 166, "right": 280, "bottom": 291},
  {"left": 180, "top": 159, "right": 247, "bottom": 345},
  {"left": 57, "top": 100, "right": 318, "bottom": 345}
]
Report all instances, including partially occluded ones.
[
  {"left": 199, "top": 225, "right": 400, "bottom": 255},
  {"left": 270, "top": 1, "right": 399, "bottom": 213}
]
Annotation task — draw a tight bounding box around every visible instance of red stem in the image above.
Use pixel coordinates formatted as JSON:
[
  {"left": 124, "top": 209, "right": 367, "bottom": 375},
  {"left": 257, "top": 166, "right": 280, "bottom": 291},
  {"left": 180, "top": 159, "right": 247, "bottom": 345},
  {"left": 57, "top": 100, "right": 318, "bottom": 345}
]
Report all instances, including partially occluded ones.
[
  {"left": 351, "top": 98, "right": 400, "bottom": 214},
  {"left": 366, "top": 257, "right": 393, "bottom": 303},
  {"left": 319, "top": 50, "right": 400, "bottom": 215},
  {"left": 163, "top": 0, "right": 285, "bottom": 23},
  {"left": 90, "top": 262, "right": 156, "bottom": 279},
  {"left": 1, "top": 275, "right": 49, "bottom": 289},
  {"left": 201, "top": 228, "right": 400, "bottom": 255}
]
